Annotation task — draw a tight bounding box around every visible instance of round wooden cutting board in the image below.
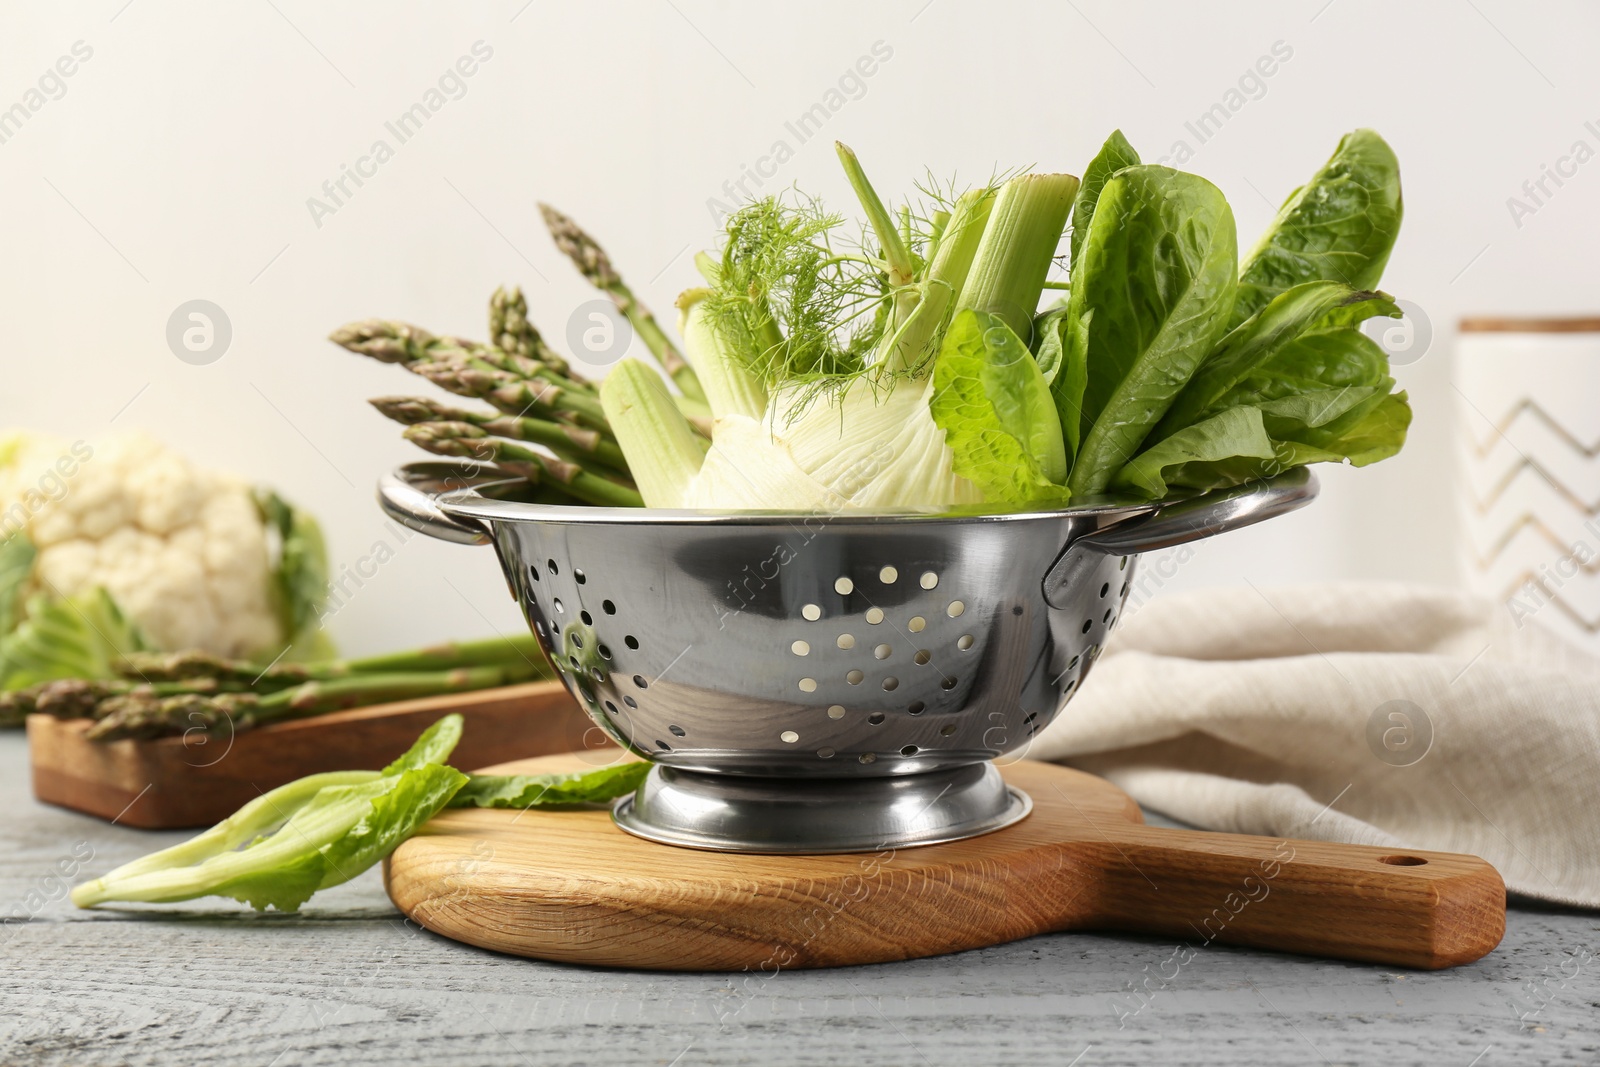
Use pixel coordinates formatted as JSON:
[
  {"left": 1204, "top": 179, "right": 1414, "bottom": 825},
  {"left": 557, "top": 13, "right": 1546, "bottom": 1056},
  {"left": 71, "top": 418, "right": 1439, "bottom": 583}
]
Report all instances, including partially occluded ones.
[{"left": 384, "top": 755, "right": 1505, "bottom": 972}]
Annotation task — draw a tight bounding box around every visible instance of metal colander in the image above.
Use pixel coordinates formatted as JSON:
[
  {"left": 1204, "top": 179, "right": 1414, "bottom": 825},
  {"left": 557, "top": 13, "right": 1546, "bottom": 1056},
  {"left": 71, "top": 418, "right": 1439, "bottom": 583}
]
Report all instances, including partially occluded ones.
[{"left": 381, "top": 461, "right": 1316, "bottom": 853}]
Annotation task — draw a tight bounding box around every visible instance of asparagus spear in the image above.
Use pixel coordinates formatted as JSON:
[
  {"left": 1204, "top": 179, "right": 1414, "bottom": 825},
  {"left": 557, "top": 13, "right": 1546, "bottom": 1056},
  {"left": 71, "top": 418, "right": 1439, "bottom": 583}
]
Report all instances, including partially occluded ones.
[
  {"left": 331, "top": 321, "right": 594, "bottom": 396},
  {"left": 85, "top": 664, "right": 543, "bottom": 742},
  {"left": 410, "top": 360, "right": 613, "bottom": 433},
  {"left": 489, "top": 285, "right": 582, "bottom": 381},
  {"left": 370, "top": 396, "right": 629, "bottom": 473},
  {"left": 402, "top": 423, "right": 643, "bottom": 508},
  {"left": 538, "top": 203, "right": 707, "bottom": 403},
  {"left": 117, "top": 634, "right": 551, "bottom": 686}
]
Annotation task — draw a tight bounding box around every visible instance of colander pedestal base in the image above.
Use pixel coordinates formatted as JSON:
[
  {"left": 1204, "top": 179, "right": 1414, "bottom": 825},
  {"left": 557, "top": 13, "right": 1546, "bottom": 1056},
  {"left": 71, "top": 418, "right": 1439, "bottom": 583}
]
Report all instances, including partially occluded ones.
[{"left": 610, "top": 762, "right": 1032, "bottom": 854}]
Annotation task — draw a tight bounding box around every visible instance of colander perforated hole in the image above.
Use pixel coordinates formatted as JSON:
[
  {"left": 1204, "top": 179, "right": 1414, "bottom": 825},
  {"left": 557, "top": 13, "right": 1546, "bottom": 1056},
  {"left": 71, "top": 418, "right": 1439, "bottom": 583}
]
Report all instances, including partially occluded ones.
[
  {"left": 846, "top": 669, "right": 865, "bottom": 685},
  {"left": 547, "top": 559, "right": 559, "bottom": 575},
  {"left": 827, "top": 704, "right": 846, "bottom": 719},
  {"left": 574, "top": 569, "right": 586, "bottom": 584},
  {"left": 529, "top": 565, "right": 540, "bottom": 582},
  {"left": 604, "top": 700, "right": 618, "bottom": 714},
  {"left": 946, "top": 600, "right": 965, "bottom": 618},
  {"left": 835, "top": 576, "right": 854, "bottom": 595},
  {"left": 1081, "top": 619, "right": 1093, "bottom": 634},
  {"left": 914, "top": 649, "right": 931, "bottom": 665},
  {"left": 1064, "top": 679, "right": 1076, "bottom": 692},
  {"left": 625, "top": 635, "right": 639, "bottom": 649},
  {"left": 837, "top": 633, "right": 856, "bottom": 650},
  {"left": 802, "top": 603, "right": 822, "bottom": 621},
  {"left": 1023, "top": 712, "right": 1038, "bottom": 724},
  {"left": 571, "top": 633, "right": 584, "bottom": 648},
  {"left": 865, "top": 607, "right": 885, "bottom": 624},
  {"left": 879, "top": 565, "right": 898, "bottom": 584},
  {"left": 908, "top": 616, "right": 926, "bottom": 633},
  {"left": 920, "top": 571, "right": 939, "bottom": 590},
  {"left": 901, "top": 745, "right": 919, "bottom": 757},
  {"left": 939, "top": 723, "right": 957, "bottom": 736},
  {"left": 907, "top": 700, "right": 925, "bottom": 715},
  {"left": 873, "top": 643, "right": 891, "bottom": 660},
  {"left": 581, "top": 610, "right": 593, "bottom": 625},
  {"left": 554, "top": 598, "right": 565, "bottom": 613},
  {"left": 568, "top": 655, "right": 579, "bottom": 669},
  {"left": 940, "top": 675, "right": 958, "bottom": 690},
  {"left": 1121, "top": 582, "right": 1130, "bottom": 597},
  {"left": 599, "top": 644, "right": 612, "bottom": 659},
  {"left": 882, "top": 677, "right": 899, "bottom": 691},
  {"left": 623, "top": 695, "right": 638, "bottom": 708},
  {"left": 860, "top": 753, "right": 877, "bottom": 764},
  {"left": 633, "top": 675, "right": 648, "bottom": 689},
  {"left": 1103, "top": 609, "right": 1113, "bottom": 624},
  {"left": 603, "top": 600, "right": 616, "bottom": 615},
  {"left": 655, "top": 740, "right": 671, "bottom": 751},
  {"left": 798, "top": 677, "right": 818, "bottom": 692},
  {"left": 535, "top": 621, "right": 546, "bottom": 637},
  {"left": 1120, "top": 556, "right": 1128, "bottom": 570},
  {"left": 1100, "top": 582, "right": 1110, "bottom": 598},
  {"left": 957, "top": 635, "right": 974, "bottom": 651},
  {"left": 590, "top": 667, "right": 604, "bottom": 683},
  {"left": 818, "top": 747, "right": 835, "bottom": 758},
  {"left": 1068, "top": 655, "right": 1080, "bottom": 669},
  {"left": 867, "top": 713, "right": 885, "bottom": 725},
  {"left": 792, "top": 640, "right": 811, "bottom": 656},
  {"left": 669, "top": 724, "right": 685, "bottom": 736},
  {"left": 780, "top": 730, "right": 800, "bottom": 743}
]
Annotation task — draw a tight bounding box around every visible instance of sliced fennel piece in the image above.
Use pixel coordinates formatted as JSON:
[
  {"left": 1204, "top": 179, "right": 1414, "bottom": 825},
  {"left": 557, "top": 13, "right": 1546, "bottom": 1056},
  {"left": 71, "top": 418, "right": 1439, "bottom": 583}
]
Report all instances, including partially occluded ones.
[{"left": 598, "top": 359, "right": 706, "bottom": 507}]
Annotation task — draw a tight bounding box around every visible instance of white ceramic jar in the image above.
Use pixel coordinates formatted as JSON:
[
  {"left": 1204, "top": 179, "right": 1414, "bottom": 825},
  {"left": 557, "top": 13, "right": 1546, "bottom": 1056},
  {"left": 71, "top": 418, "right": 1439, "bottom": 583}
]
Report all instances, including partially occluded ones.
[{"left": 1456, "top": 317, "right": 1600, "bottom": 649}]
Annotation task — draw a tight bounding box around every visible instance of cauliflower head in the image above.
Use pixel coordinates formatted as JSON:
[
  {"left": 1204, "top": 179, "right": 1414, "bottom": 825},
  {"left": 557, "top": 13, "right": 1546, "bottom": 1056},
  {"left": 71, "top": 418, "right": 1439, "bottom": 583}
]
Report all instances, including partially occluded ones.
[{"left": 0, "top": 430, "right": 322, "bottom": 658}]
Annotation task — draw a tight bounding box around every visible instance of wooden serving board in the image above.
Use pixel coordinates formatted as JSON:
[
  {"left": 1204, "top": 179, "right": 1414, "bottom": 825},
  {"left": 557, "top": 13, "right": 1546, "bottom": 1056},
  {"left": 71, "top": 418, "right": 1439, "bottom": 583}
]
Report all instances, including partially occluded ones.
[
  {"left": 29, "top": 681, "right": 601, "bottom": 829},
  {"left": 385, "top": 754, "right": 1506, "bottom": 972}
]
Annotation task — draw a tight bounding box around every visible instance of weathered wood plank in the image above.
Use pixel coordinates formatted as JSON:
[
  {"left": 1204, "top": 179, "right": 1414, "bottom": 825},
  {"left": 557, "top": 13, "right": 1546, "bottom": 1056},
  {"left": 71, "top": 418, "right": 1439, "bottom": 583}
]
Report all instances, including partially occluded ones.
[{"left": 2, "top": 734, "right": 1596, "bottom": 1067}]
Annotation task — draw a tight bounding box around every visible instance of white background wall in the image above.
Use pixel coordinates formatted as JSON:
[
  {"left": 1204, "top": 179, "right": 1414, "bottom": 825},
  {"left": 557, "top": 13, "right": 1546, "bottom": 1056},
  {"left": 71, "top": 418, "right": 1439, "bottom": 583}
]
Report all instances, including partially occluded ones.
[{"left": 1, "top": 1, "right": 1597, "bottom": 655}]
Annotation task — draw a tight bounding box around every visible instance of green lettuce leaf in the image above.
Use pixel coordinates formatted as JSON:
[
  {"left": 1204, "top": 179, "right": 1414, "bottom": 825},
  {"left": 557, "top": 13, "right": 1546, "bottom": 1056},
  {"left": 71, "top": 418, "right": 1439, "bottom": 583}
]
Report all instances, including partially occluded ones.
[
  {"left": 255, "top": 488, "right": 334, "bottom": 662},
  {"left": 1066, "top": 166, "right": 1239, "bottom": 495},
  {"left": 384, "top": 712, "right": 465, "bottom": 773},
  {"left": 1112, "top": 406, "right": 1278, "bottom": 498},
  {"left": 72, "top": 714, "right": 468, "bottom": 912},
  {"left": 1069, "top": 129, "right": 1141, "bottom": 270},
  {"left": 1224, "top": 327, "right": 1394, "bottom": 407},
  {"left": 0, "top": 587, "right": 147, "bottom": 690},
  {"left": 0, "top": 533, "right": 36, "bottom": 637},
  {"left": 930, "top": 309, "right": 1069, "bottom": 502},
  {"left": 1231, "top": 128, "right": 1403, "bottom": 329},
  {"left": 1031, "top": 305, "right": 1087, "bottom": 465},
  {"left": 1156, "top": 282, "right": 1395, "bottom": 437},
  {"left": 1137, "top": 391, "right": 1413, "bottom": 495},
  {"left": 1291, "top": 389, "right": 1413, "bottom": 466},
  {"left": 449, "top": 760, "right": 650, "bottom": 810}
]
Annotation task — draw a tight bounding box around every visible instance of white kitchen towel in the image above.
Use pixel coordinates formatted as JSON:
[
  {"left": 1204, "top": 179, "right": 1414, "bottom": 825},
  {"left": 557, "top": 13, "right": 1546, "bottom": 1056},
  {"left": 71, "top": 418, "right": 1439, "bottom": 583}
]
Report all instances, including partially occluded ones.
[{"left": 1030, "top": 582, "right": 1600, "bottom": 908}]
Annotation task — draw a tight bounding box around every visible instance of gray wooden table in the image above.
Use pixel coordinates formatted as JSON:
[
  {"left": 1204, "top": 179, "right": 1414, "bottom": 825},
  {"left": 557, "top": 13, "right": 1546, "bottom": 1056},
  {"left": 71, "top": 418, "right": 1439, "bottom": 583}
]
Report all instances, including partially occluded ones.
[{"left": 3, "top": 733, "right": 1596, "bottom": 1067}]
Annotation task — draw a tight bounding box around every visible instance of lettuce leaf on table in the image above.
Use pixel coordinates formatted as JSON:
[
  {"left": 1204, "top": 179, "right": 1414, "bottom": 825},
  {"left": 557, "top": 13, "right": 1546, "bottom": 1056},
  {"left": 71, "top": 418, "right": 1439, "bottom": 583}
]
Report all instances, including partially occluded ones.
[{"left": 71, "top": 713, "right": 657, "bottom": 913}]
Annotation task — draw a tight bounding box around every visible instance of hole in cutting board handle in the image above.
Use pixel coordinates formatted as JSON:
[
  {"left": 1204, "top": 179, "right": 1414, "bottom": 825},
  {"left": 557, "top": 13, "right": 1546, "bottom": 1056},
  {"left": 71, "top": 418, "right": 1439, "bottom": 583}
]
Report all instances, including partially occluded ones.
[{"left": 1379, "top": 855, "right": 1428, "bottom": 866}]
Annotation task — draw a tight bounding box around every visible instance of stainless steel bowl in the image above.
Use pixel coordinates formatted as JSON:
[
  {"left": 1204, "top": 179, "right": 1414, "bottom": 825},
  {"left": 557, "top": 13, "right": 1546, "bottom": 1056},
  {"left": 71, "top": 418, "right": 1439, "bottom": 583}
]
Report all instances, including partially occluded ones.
[{"left": 380, "top": 462, "right": 1316, "bottom": 853}]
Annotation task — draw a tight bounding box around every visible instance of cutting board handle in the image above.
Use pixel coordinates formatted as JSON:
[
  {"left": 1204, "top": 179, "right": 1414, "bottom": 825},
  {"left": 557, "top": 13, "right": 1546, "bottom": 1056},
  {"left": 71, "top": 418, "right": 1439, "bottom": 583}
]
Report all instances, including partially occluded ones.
[{"left": 1072, "top": 823, "right": 1506, "bottom": 969}]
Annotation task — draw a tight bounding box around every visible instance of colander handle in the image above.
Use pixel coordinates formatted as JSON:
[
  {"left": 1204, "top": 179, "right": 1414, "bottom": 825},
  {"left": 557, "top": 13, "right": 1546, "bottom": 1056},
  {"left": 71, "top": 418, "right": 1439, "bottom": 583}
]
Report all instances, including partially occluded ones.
[
  {"left": 1043, "top": 467, "right": 1318, "bottom": 607},
  {"left": 377, "top": 461, "right": 497, "bottom": 546}
]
